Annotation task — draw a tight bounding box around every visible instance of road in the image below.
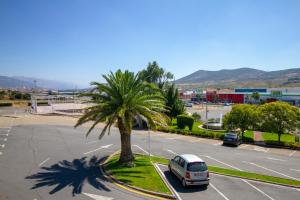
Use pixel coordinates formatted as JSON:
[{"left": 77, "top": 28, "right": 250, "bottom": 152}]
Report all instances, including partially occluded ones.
[{"left": 1, "top": 107, "right": 300, "bottom": 200}]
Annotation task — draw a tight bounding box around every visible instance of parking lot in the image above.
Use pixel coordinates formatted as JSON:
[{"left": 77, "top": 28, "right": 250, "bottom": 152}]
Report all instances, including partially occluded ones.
[{"left": 1, "top": 107, "right": 300, "bottom": 200}]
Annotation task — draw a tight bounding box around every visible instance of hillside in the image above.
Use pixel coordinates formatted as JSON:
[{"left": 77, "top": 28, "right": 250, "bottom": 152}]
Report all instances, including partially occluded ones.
[
  {"left": 0, "top": 75, "right": 77, "bottom": 90},
  {"left": 175, "top": 68, "right": 300, "bottom": 88}
]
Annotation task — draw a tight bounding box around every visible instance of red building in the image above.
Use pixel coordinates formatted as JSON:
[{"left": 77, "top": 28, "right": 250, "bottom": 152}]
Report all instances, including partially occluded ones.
[{"left": 206, "top": 92, "right": 244, "bottom": 103}]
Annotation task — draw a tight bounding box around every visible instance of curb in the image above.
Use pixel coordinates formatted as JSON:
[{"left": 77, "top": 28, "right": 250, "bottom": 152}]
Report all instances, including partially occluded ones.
[{"left": 101, "top": 152, "right": 177, "bottom": 200}]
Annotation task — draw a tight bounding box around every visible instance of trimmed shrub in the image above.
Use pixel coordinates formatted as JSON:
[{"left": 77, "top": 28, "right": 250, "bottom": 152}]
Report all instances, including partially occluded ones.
[
  {"left": 0, "top": 102, "right": 13, "bottom": 107},
  {"left": 177, "top": 114, "right": 194, "bottom": 131}
]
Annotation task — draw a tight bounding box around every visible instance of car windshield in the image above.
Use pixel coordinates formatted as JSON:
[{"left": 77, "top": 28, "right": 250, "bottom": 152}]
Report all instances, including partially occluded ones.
[
  {"left": 225, "top": 133, "right": 237, "bottom": 138},
  {"left": 187, "top": 162, "right": 207, "bottom": 172}
]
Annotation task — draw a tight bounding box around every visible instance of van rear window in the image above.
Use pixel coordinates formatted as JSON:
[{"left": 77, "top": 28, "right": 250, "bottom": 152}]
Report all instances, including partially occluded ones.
[{"left": 187, "top": 162, "right": 207, "bottom": 172}]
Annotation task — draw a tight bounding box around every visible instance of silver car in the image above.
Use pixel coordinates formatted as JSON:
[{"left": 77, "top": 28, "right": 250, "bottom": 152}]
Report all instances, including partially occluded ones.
[{"left": 168, "top": 154, "right": 210, "bottom": 187}]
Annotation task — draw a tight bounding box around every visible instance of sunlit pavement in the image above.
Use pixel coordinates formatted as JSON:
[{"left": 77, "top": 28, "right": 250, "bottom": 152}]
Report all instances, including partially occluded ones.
[{"left": 1, "top": 107, "right": 299, "bottom": 200}]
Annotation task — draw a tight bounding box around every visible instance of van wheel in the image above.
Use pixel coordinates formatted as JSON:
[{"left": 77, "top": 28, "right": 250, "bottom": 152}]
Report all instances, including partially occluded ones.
[{"left": 182, "top": 178, "right": 187, "bottom": 188}]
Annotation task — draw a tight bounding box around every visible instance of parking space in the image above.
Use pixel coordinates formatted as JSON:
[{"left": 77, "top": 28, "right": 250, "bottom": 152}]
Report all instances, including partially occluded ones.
[{"left": 158, "top": 164, "right": 299, "bottom": 200}]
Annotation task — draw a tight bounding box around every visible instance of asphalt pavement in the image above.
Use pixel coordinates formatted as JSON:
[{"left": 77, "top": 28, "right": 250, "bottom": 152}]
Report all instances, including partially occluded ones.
[{"left": 0, "top": 107, "right": 300, "bottom": 200}]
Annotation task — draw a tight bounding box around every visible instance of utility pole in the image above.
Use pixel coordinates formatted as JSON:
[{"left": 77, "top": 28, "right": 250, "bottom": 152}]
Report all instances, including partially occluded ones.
[{"left": 205, "top": 88, "right": 208, "bottom": 121}]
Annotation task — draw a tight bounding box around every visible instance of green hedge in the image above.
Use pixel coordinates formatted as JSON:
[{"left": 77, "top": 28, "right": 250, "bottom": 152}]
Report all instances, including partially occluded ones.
[
  {"left": 157, "top": 126, "right": 225, "bottom": 140},
  {"left": 0, "top": 102, "right": 13, "bottom": 107},
  {"left": 177, "top": 114, "right": 194, "bottom": 130}
]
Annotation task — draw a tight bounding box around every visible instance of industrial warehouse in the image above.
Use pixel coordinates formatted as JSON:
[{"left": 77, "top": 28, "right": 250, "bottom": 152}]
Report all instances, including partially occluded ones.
[{"left": 180, "top": 87, "right": 300, "bottom": 106}]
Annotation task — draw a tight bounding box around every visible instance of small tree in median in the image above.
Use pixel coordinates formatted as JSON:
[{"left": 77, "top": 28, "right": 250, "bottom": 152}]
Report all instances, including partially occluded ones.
[
  {"left": 259, "top": 102, "right": 300, "bottom": 143},
  {"left": 223, "top": 104, "right": 257, "bottom": 142}
]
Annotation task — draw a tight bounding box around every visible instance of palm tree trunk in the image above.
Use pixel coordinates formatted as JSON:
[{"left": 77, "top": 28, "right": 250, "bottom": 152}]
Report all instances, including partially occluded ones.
[
  {"left": 118, "top": 119, "right": 134, "bottom": 163},
  {"left": 119, "top": 132, "right": 134, "bottom": 163}
]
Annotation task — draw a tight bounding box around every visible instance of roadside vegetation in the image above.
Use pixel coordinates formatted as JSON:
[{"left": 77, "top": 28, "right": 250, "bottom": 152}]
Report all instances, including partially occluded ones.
[
  {"left": 223, "top": 102, "right": 300, "bottom": 148},
  {"left": 104, "top": 154, "right": 171, "bottom": 195}
]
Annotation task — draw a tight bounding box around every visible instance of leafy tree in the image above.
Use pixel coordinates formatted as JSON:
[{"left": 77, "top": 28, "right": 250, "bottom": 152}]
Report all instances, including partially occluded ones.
[
  {"left": 259, "top": 102, "right": 300, "bottom": 143},
  {"left": 164, "top": 84, "right": 185, "bottom": 121},
  {"left": 251, "top": 92, "right": 260, "bottom": 103},
  {"left": 75, "top": 70, "right": 168, "bottom": 164},
  {"left": 192, "top": 112, "right": 201, "bottom": 121},
  {"left": 223, "top": 104, "right": 257, "bottom": 142},
  {"left": 140, "top": 61, "right": 174, "bottom": 89}
]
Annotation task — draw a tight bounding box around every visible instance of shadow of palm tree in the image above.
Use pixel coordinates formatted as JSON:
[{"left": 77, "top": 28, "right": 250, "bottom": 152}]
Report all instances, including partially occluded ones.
[{"left": 26, "top": 156, "right": 111, "bottom": 196}]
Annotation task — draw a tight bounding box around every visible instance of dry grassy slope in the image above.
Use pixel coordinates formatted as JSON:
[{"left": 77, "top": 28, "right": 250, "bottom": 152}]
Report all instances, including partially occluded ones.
[{"left": 176, "top": 68, "right": 300, "bottom": 88}]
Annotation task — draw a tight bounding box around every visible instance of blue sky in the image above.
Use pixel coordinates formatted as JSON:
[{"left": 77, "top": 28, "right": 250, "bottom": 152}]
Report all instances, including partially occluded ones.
[{"left": 0, "top": 0, "right": 300, "bottom": 87}]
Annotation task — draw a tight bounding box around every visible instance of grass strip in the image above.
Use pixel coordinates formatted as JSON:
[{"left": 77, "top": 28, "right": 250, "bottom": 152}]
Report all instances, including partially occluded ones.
[
  {"left": 104, "top": 154, "right": 171, "bottom": 195},
  {"left": 208, "top": 165, "right": 300, "bottom": 187},
  {"left": 146, "top": 155, "right": 300, "bottom": 188}
]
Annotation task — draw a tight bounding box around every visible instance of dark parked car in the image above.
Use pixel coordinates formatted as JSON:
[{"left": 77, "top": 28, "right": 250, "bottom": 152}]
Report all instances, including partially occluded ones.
[{"left": 223, "top": 132, "right": 241, "bottom": 146}]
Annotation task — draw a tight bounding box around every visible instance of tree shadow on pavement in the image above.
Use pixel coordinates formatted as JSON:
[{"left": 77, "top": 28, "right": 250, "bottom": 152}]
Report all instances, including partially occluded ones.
[
  {"left": 163, "top": 171, "right": 208, "bottom": 193},
  {"left": 26, "top": 156, "right": 111, "bottom": 196}
]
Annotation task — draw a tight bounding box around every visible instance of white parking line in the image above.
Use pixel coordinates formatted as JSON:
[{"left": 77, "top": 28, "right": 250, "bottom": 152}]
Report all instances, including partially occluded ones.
[
  {"left": 254, "top": 146, "right": 269, "bottom": 153},
  {"left": 242, "top": 179, "right": 275, "bottom": 200},
  {"left": 267, "top": 157, "right": 287, "bottom": 162},
  {"left": 86, "top": 140, "right": 98, "bottom": 144},
  {"left": 212, "top": 173, "right": 300, "bottom": 192},
  {"left": 243, "top": 161, "right": 300, "bottom": 181},
  {"left": 0, "top": 144, "right": 5, "bottom": 148},
  {"left": 0, "top": 152, "right": 2, "bottom": 155},
  {"left": 166, "top": 149, "right": 178, "bottom": 155},
  {"left": 0, "top": 138, "right": 7, "bottom": 141},
  {"left": 210, "top": 183, "right": 230, "bottom": 200},
  {"left": 39, "top": 157, "right": 50, "bottom": 167},
  {"left": 133, "top": 145, "right": 152, "bottom": 156},
  {"left": 206, "top": 156, "right": 243, "bottom": 171},
  {"left": 289, "top": 151, "right": 296, "bottom": 157},
  {"left": 83, "top": 144, "right": 113, "bottom": 155},
  {"left": 156, "top": 164, "right": 183, "bottom": 200},
  {"left": 0, "top": 134, "right": 9, "bottom": 136},
  {"left": 290, "top": 169, "right": 300, "bottom": 172}
]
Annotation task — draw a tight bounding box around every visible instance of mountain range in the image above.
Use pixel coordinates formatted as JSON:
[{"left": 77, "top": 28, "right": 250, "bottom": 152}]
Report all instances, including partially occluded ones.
[
  {"left": 175, "top": 68, "right": 300, "bottom": 88},
  {"left": 0, "top": 75, "right": 78, "bottom": 90}
]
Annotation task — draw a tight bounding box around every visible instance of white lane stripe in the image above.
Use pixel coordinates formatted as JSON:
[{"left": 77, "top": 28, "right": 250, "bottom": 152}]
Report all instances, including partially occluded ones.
[
  {"left": 267, "top": 157, "right": 287, "bottom": 162},
  {"left": 242, "top": 179, "right": 275, "bottom": 200},
  {"left": 0, "top": 152, "right": 2, "bottom": 155},
  {"left": 133, "top": 145, "right": 152, "bottom": 156},
  {"left": 156, "top": 164, "right": 183, "bottom": 200},
  {"left": 0, "top": 144, "right": 5, "bottom": 148},
  {"left": 206, "top": 156, "right": 243, "bottom": 171},
  {"left": 290, "top": 169, "right": 300, "bottom": 172},
  {"left": 39, "top": 157, "right": 50, "bottom": 167},
  {"left": 244, "top": 161, "right": 300, "bottom": 181},
  {"left": 83, "top": 144, "right": 113, "bottom": 155},
  {"left": 86, "top": 141, "right": 98, "bottom": 144},
  {"left": 0, "top": 138, "right": 7, "bottom": 141},
  {"left": 166, "top": 149, "right": 178, "bottom": 155},
  {"left": 0, "top": 134, "right": 9, "bottom": 136},
  {"left": 210, "top": 183, "right": 230, "bottom": 200},
  {"left": 289, "top": 151, "right": 296, "bottom": 157}
]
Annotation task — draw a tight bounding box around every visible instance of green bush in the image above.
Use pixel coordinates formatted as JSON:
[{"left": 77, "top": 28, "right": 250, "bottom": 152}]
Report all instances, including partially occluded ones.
[
  {"left": 0, "top": 102, "right": 13, "bottom": 107},
  {"left": 295, "top": 136, "right": 299, "bottom": 143},
  {"left": 177, "top": 114, "right": 194, "bottom": 130}
]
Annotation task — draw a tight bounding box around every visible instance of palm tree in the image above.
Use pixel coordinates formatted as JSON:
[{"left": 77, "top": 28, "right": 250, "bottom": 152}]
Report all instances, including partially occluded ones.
[{"left": 75, "top": 70, "right": 168, "bottom": 163}]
